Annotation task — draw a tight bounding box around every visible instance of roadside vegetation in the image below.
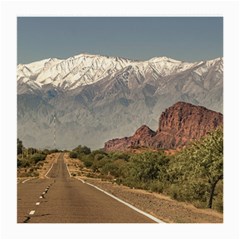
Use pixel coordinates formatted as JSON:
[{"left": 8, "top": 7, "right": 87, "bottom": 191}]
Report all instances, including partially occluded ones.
[
  {"left": 69, "top": 127, "right": 223, "bottom": 212},
  {"left": 17, "top": 138, "right": 59, "bottom": 177}
]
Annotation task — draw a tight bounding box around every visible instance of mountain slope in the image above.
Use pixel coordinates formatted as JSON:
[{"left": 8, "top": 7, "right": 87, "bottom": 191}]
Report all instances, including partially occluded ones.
[{"left": 17, "top": 54, "right": 223, "bottom": 149}]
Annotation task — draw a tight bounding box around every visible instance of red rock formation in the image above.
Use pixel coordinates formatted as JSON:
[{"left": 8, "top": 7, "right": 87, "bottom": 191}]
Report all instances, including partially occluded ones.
[
  {"left": 104, "top": 102, "right": 223, "bottom": 152},
  {"left": 104, "top": 125, "right": 156, "bottom": 151}
]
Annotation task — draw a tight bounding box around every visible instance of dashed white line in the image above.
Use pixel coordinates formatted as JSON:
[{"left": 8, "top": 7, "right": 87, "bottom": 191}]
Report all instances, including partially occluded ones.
[
  {"left": 84, "top": 181, "right": 165, "bottom": 224},
  {"left": 39, "top": 196, "right": 43, "bottom": 199},
  {"left": 36, "top": 202, "right": 40, "bottom": 205},
  {"left": 29, "top": 210, "right": 35, "bottom": 215}
]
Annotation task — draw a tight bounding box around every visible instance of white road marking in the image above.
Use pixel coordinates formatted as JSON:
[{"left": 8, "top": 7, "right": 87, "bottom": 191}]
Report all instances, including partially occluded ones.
[
  {"left": 65, "top": 163, "right": 71, "bottom": 177},
  {"left": 85, "top": 182, "right": 165, "bottom": 224},
  {"left": 78, "top": 178, "right": 85, "bottom": 183},
  {"left": 39, "top": 196, "right": 43, "bottom": 199},
  {"left": 36, "top": 202, "right": 40, "bottom": 205},
  {"left": 22, "top": 178, "right": 32, "bottom": 184},
  {"left": 45, "top": 163, "right": 54, "bottom": 178},
  {"left": 42, "top": 192, "right": 46, "bottom": 194},
  {"left": 29, "top": 210, "right": 35, "bottom": 215}
]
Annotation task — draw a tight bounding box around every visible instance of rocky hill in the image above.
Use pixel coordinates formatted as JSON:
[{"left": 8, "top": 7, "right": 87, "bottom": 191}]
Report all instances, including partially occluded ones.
[{"left": 104, "top": 102, "right": 223, "bottom": 151}]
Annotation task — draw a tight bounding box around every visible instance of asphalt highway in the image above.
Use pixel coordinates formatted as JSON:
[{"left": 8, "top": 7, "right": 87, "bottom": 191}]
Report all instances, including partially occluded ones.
[{"left": 17, "top": 153, "right": 157, "bottom": 223}]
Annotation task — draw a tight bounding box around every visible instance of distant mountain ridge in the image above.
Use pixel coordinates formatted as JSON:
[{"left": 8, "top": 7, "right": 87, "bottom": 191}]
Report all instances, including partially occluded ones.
[
  {"left": 17, "top": 53, "right": 222, "bottom": 92},
  {"left": 17, "top": 53, "right": 223, "bottom": 149},
  {"left": 104, "top": 102, "right": 223, "bottom": 152}
]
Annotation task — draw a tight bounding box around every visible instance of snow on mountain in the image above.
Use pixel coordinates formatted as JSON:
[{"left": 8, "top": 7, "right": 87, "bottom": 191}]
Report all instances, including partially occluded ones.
[
  {"left": 17, "top": 54, "right": 134, "bottom": 90},
  {"left": 17, "top": 53, "right": 221, "bottom": 92},
  {"left": 17, "top": 53, "right": 223, "bottom": 149}
]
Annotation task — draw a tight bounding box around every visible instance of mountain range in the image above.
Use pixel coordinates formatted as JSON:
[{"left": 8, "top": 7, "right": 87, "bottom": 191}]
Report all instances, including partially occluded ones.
[{"left": 17, "top": 53, "right": 223, "bottom": 149}]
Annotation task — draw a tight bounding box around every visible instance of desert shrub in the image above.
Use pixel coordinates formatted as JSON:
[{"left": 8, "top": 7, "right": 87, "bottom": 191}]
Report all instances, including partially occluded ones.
[
  {"left": 82, "top": 158, "right": 94, "bottom": 168},
  {"left": 17, "top": 159, "right": 31, "bottom": 168},
  {"left": 17, "top": 138, "right": 23, "bottom": 155},
  {"left": 36, "top": 161, "right": 44, "bottom": 167},
  {"left": 73, "top": 145, "right": 91, "bottom": 155},
  {"left": 17, "top": 158, "right": 21, "bottom": 168},
  {"left": 100, "top": 162, "right": 119, "bottom": 176},
  {"left": 167, "top": 184, "right": 181, "bottom": 200},
  {"left": 148, "top": 180, "right": 165, "bottom": 193},
  {"left": 124, "top": 152, "right": 169, "bottom": 183},
  {"left": 31, "top": 153, "right": 46, "bottom": 164},
  {"left": 69, "top": 151, "right": 78, "bottom": 158},
  {"left": 28, "top": 148, "right": 38, "bottom": 155},
  {"left": 109, "top": 152, "right": 131, "bottom": 161},
  {"left": 91, "top": 157, "right": 111, "bottom": 172},
  {"left": 94, "top": 153, "right": 106, "bottom": 161},
  {"left": 212, "top": 180, "right": 223, "bottom": 212}
]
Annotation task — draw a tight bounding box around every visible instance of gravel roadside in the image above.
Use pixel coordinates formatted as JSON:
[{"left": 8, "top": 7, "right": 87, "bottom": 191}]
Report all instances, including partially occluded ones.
[{"left": 78, "top": 177, "right": 223, "bottom": 223}]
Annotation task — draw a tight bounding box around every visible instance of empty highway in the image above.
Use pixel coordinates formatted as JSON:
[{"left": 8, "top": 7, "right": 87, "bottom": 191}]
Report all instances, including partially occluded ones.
[{"left": 17, "top": 153, "right": 159, "bottom": 223}]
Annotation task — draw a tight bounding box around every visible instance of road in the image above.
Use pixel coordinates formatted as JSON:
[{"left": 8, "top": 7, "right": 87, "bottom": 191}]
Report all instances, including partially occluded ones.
[{"left": 17, "top": 153, "right": 158, "bottom": 223}]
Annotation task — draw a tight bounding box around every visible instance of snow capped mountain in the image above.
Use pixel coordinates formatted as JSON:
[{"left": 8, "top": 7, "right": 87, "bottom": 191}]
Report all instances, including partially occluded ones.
[
  {"left": 17, "top": 53, "right": 133, "bottom": 90},
  {"left": 17, "top": 53, "right": 223, "bottom": 150},
  {"left": 18, "top": 53, "right": 222, "bottom": 92}
]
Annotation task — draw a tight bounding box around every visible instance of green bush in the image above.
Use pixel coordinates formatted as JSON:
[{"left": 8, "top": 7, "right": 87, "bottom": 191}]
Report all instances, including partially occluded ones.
[
  {"left": 73, "top": 145, "right": 91, "bottom": 155},
  {"left": 83, "top": 159, "right": 93, "bottom": 168},
  {"left": 124, "top": 152, "right": 169, "bottom": 183},
  {"left": 17, "top": 138, "right": 23, "bottom": 155},
  {"left": 67, "top": 129, "right": 223, "bottom": 212},
  {"left": 91, "top": 157, "right": 110, "bottom": 172},
  {"left": 69, "top": 151, "right": 78, "bottom": 158},
  {"left": 31, "top": 153, "right": 46, "bottom": 164},
  {"left": 109, "top": 152, "right": 131, "bottom": 161},
  {"left": 17, "top": 159, "right": 31, "bottom": 168},
  {"left": 148, "top": 180, "right": 165, "bottom": 193}
]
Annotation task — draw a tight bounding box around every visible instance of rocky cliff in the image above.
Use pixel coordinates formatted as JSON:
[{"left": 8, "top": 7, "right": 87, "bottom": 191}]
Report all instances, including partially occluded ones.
[{"left": 104, "top": 102, "right": 223, "bottom": 151}]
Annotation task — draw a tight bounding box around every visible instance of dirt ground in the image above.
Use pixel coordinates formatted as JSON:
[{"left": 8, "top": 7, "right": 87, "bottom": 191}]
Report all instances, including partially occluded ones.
[
  {"left": 38, "top": 152, "right": 60, "bottom": 178},
  {"left": 17, "top": 153, "right": 60, "bottom": 182},
  {"left": 64, "top": 153, "right": 223, "bottom": 223}
]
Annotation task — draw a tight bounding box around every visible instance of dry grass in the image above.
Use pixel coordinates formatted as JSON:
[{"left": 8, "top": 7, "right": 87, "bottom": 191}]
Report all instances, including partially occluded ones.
[
  {"left": 38, "top": 152, "right": 60, "bottom": 178},
  {"left": 17, "top": 153, "right": 60, "bottom": 182},
  {"left": 64, "top": 153, "right": 85, "bottom": 177}
]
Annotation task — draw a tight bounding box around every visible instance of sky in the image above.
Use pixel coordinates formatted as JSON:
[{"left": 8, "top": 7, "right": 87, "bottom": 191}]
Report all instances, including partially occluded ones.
[{"left": 17, "top": 17, "right": 223, "bottom": 64}]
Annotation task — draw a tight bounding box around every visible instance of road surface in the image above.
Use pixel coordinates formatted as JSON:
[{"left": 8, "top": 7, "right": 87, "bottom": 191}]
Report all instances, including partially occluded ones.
[{"left": 17, "top": 153, "right": 158, "bottom": 223}]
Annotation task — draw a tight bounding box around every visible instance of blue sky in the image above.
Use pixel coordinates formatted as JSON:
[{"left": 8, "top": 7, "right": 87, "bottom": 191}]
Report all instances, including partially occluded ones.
[{"left": 17, "top": 17, "right": 223, "bottom": 64}]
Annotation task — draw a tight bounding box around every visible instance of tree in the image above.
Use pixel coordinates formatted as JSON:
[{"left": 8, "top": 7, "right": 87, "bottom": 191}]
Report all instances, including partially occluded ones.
[
  {"left": 192, "top": 127, "right": 223, "bottom": 208},
  {"left": 173, "top": 127, "right": 223, "bottom": 208},
  {"left": 126, "top": 152, "right": 169, "bottom": 182},
  {"left": 17, "top": 138, "right": 23, "bottom": 155},
  {"left": 69, "top": 151, "right": 78, "bottom": 158},
  {"left": 31, "top": 153, "right": 46, "bottom": 164},
  {"left": 73, "top": 145, "right": 91, "bottom": 155}
]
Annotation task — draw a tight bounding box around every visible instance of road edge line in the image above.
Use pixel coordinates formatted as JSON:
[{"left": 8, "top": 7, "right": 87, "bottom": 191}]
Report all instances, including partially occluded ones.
[
  {"left": 45, "top": 163, "right": 54, "bottom": 178},
  {"left": 45, "top": 153, "right": 61, "bottom": 178},
  {"left": 82, "top": 180, "right": 165, "bottom": 223},
  {"left": 65, "top": 163, "right": 71, "bottom": 177},
  {"left": 22, "top": 178, "right": 35, "bottom": 184}
]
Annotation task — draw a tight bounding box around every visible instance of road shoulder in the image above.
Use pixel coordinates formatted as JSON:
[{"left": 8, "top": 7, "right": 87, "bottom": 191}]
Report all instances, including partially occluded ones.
[{"left": 64, "top": 153, "right": 223, "bottom": 223}]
